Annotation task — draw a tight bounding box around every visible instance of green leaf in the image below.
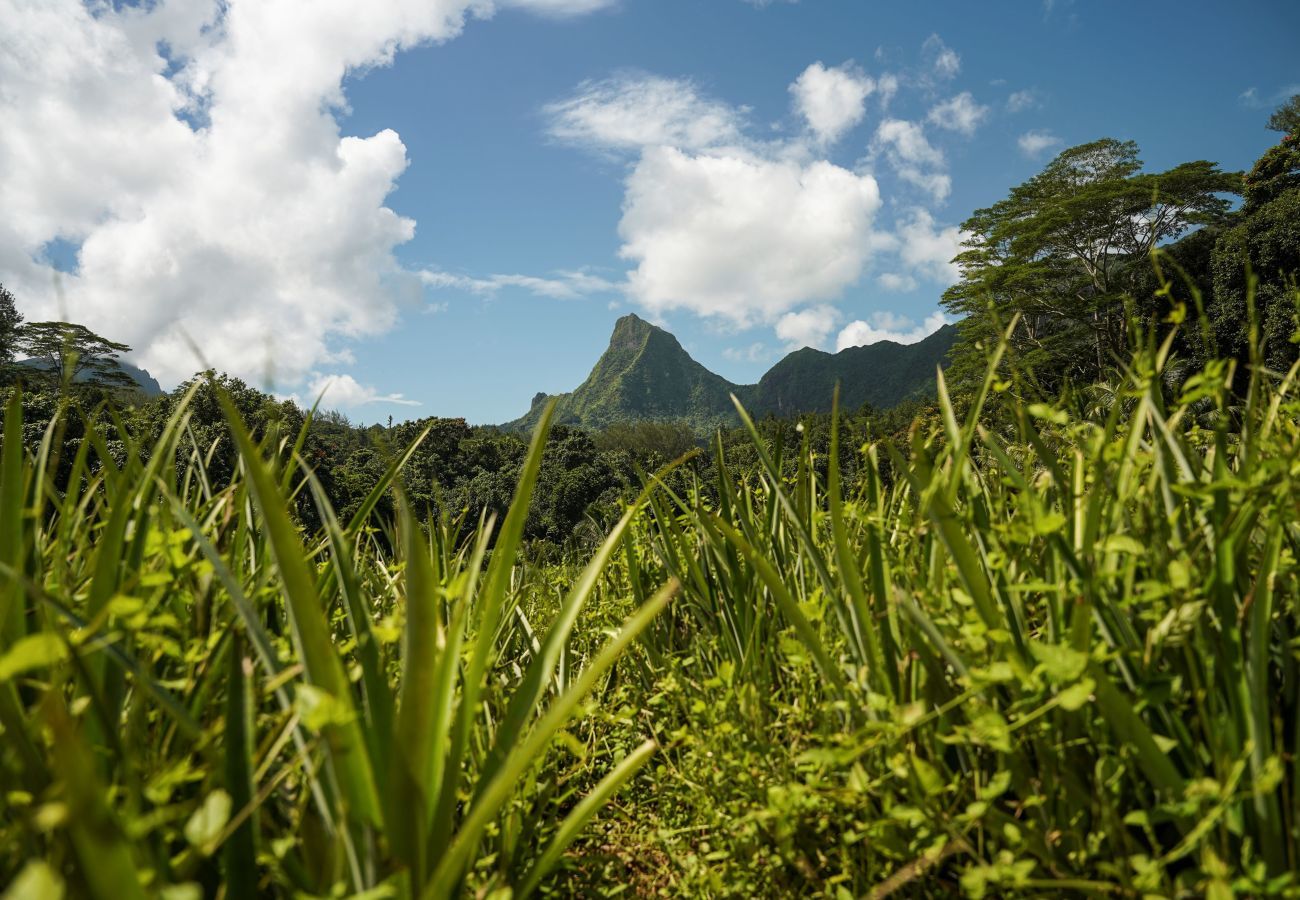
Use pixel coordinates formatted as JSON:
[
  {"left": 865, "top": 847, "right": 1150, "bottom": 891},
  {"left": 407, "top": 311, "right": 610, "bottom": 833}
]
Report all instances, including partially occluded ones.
[
  {"left": 1103, "top": 534, "right": 1145, "bottom": 556},
  {"left": 970, "top": 711, "right": 1012, "bottom": 754},
  {"left": 0, "top": 633, "right": 67, "bottom": 682},
  {"left": 3, "top": 861, "right": 65, "bottom": 900},
  {"left": 184, "top": 790, "right": 232, "bottom": 852},
  {"left": 1056, "top": 678, "right": 1095, "bottom": 711}
]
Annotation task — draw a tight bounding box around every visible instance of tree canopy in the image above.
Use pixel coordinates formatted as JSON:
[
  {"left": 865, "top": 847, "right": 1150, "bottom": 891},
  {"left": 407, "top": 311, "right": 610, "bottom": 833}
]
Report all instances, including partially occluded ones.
[
  {"left": 16, "top": 320, "right": 136, "bottom": 389},
  {"left": 0, "top": 284, "right": 22, "bottom": 380},
  {"left": 942, "top": 138, "right": 1239, "bottom": 388},
  {"left": 1267, "top": 94, "right": 1300, "bottom": 136},
  {"left": 1209, "top": 131, "right": 1300, "bottom": 368}
]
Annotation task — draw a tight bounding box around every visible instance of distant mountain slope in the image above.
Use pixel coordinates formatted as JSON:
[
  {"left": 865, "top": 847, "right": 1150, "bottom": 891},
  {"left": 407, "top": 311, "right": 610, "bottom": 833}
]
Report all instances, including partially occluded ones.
[
  {"left": 745, "top": 324, "right": 957, "bottom": 417},
  {"left": 509, "top": 314, "right": 956, "bottom": 432},
  {"left": 15, "top": 357, "right": 164, "bottom": 397},
  {"left": 512, "top": 314, "right": 741, "bottom": 433}
]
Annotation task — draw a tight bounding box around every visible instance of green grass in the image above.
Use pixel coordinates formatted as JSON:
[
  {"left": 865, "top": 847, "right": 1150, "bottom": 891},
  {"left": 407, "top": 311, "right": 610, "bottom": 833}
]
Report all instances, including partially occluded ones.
[
  {"left": 0, "top": 392, "right": 672, "bottom": 897},
  {"left": 2, "top": 288, "right": 1299, "bottom": 897}
]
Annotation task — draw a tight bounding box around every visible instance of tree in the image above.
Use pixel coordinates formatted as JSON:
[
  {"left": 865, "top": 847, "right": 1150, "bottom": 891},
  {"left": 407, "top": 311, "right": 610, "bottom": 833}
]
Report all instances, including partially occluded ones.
[
  {"left": 15, "top": 321, "right": 136, "bottom": 389},
  {"left": 1267, "top": 94, "right": 1300, "bottom": 136},
  {"left": 1210, "top": 133, "right": 1300, "bottom": 369},
  {"left": 942, "top": 139, "right": 1239, "bottom": 388},
  {"left": 0, "top": 284, "right": 22, "bottom": 381}
]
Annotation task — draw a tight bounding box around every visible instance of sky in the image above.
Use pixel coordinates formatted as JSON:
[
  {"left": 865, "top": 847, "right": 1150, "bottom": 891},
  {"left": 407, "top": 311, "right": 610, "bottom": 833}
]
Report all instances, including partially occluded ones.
[{"left": 1, "top": 0, "right": 1297, "bottom": 424}]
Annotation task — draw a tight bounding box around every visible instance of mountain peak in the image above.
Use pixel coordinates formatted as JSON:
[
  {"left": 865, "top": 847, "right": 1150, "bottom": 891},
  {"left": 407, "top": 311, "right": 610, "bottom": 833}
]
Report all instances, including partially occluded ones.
[
  {"left": 507, "top": 317, "right": 957, "bottom": 433},
  {"left": 609, "top": 312, "right": 655, "bottom": 342}
]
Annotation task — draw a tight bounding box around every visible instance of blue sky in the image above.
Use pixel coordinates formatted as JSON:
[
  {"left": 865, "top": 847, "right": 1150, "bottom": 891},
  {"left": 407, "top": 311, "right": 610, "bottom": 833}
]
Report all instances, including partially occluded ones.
[{"left": 2, "top": 0, "right": 1297, "bottom": 422}]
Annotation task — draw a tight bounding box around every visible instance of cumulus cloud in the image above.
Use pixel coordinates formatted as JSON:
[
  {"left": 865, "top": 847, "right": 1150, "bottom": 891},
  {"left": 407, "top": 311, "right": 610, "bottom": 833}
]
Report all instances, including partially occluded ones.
[
  {"left": 1018, "top": 129, "right": 1062, "bottom": 158},
  {"left": 544, "top": 74, "right": 745, "bottom": 153},
  {"left": 619, "top": 147, "right": 881, "bottom": 325},
  {"left": 835, "top": 310, "right": 950, "bottom": 352},
  {"left": 922, "top": 34, "right": 960, "bottom": 80},
  {"left": 927, "top": 92, "right": 989, "bottom": 136},
  {"left": 789, "top": 62, "right": 874, "bottom": 144},
  {"left": 775, "top": 305, "right": 839, "bottom": 350},
  {"left": 0, "top": 0, "right": 607, "bottom": 406},
  {"left": 872, "top": 119, "right": 950, "bottom": 201},
  {"left": 896, "top": 208, "right": 964, "bottom": 285},
  {"left": 542, "top": 51, "right": 967, "bottom": 348}
]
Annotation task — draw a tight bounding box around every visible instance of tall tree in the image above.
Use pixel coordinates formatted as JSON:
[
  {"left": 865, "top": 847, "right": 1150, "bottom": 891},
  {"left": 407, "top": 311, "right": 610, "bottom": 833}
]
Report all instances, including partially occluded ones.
[
  {"left": 16, "top": 321, "right": 136, "bottom": 389},
  {"left": 942, "top": 139, "right": 1239, "bottom": 387},
  {"left": 1266, "top": 94, "right": 1300, "bottom": 136},
  {"left": 0, "top": 284, "right": 22, "bottom": 381},
  {"left": 1210, "top": 130, "right": 1300, "bottom": 369}
]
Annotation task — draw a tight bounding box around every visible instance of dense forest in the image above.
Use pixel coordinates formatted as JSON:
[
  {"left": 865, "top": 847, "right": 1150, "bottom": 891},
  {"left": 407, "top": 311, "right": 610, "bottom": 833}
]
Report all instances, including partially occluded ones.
[{"left": 1, "top": 99, "right": 1299, "bottom": 898}]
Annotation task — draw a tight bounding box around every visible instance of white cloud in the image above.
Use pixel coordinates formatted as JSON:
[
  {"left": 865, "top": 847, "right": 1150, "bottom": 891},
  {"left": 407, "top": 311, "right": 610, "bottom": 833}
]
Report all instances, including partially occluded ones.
[
  {"left": 922, "top": 34, "right": 960, "bottom": 80},
  {"left": 0, "top": 0, "right": 608, "bottom": 395},
  {"left": 544, "top": 74, "right": 744, "bottom": 153},
  {"left": 543, "top": 60, "right": 964, "bottom": 350},
  {"left": 420, "top": 268, "right": 620, "bottom": 300},
  {"left": 722, "top": 341, "right": 772, "bottom": 363},
  {"left": 1018, "top": 129, "right": 1062, "bottom": 158},
  {"left": 896, "top": 208, "right": 963, "bottom": 285},
  {"left": 775, "top": 305, "right": 839, "bottom": 350},
  {"left": 1006, "top": 89, "right": 1039, "bottom": 113},
  {"left": 872, "top": 118, "right": 950, "bottom": 201},
  {"left": 875, "top": 73, "right": 900, "bottom": 108},
  {"left": 877, "top": 272, "right": 918, "bottom": 292},
  {"left": 836, "top": 310, "right": 950, "bottom": 351},
  {"left": 619, "top": 147, "right": 881, "bottom": 325},
  {"left": 927, "top": 92, "right": 989, "bottom": 135},
  {"left": 789, "top": 61, "right": 874, "bottom": 144},
  {"left": 303, "top": 372, "right": 421, "bottom": 408},
  {"left": 503, "top": 0, "right": 617, "bottom": 16}
]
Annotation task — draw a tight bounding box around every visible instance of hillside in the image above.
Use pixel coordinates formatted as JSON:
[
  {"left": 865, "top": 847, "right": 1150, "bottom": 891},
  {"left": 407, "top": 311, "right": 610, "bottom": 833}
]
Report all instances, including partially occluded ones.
[
  {"left": 508, "top": 313, "right": 956, "bottom": 432},
  {"left": 746, "top": 323, "right": 957, "bottom": 416}
]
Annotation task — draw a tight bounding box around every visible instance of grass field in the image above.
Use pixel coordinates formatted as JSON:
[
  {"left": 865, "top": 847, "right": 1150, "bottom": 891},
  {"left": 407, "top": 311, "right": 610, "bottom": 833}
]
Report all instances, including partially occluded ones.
[{"left": 2, "top": 303, "right": 1298, "bottom": 897}]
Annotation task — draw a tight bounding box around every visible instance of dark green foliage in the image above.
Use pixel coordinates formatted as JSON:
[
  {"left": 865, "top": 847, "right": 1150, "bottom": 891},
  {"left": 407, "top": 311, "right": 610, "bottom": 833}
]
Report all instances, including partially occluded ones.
[
  {"left": 1266, "top": 93, "right": 1300, "bottom": 136},
  {"left": 512, "top": 313, "right": 955, "bottom": 435},
  {"left": 748, "top": 325, "right": 956, "bottom": 417},
  {"left": 943, "top": 138, "right": 1239, "bottom": 390},
  {"left": 1210, "top": 134, "right": 1300, "bottom": 369},
  {"left": 592, "top": 420, "right": 698, "bottom": 462},
  {"left": 0, "top": 283, "right": 22, "bottom": 381},
  {"left": 140, "top": 370, "right": 305, "bottom": 492}
]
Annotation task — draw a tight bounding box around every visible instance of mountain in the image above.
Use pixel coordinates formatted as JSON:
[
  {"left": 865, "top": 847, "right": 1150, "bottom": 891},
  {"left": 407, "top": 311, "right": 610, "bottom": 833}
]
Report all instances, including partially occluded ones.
[
  {"left": 508, "top": 314, "right": 956, "bottom": 433},
  {"left": 512, "top": 314, "right": 742, "bottom": 433},
  {"left": 748, "top": 324, "right": 957, "bottom": 417},
  {"left": 15, "top": 357, "right": 165, "bottom": 397}
]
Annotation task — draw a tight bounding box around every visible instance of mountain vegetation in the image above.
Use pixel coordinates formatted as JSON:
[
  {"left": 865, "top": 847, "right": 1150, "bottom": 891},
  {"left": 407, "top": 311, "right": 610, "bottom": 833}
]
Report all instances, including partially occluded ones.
[
  {"left": 2, "top": 103, "right": 1300, "bottom": 898},
  {"left": 510, "top": 313, "right": 956, "bottom": 433}
]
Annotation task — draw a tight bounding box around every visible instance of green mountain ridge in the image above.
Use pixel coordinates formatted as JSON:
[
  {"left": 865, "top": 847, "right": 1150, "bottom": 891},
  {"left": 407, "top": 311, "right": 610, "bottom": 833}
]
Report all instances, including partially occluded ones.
[{"left": 509, "top": 313, "right": 956, "bottom": 433}]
